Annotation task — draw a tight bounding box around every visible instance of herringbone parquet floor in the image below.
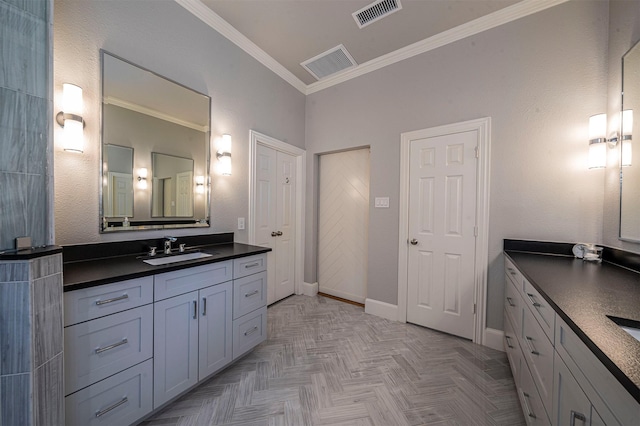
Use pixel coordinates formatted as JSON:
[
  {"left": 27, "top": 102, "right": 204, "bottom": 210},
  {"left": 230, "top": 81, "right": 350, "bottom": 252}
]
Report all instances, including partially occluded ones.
[{"left": 140, "top": 295, "right": 525, "bottom": 426}]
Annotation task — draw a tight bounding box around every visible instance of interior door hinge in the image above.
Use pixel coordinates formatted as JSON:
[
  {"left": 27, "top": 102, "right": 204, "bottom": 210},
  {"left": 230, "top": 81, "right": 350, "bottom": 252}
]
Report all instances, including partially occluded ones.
[
  {"left": 473, "top": 303, "right": 477, "bottom": 314},
  {"left": 474, "top": 226, "right": 478, "bottom": 237},
  {"left": 474, "top": 146, "right": 479, "bottom": 158}
]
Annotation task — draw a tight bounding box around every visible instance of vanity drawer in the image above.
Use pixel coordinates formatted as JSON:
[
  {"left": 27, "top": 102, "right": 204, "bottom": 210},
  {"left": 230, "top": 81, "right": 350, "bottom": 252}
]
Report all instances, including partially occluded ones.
[
  {"left": 64, "top": 276, "right": 153, "bottom": 326},
  {"left": 233, "top": 254, "right": 267, "bottom": 279},
  {"left": 64, "top": 304, "right": 153, "bottom": 395},
  {"left": 233, "top": 306, "right": 267, "bottom": 359},
  {"left": 523, "top": 279, "right": 554, "bottom": 342},
  {"left": 504, "top": 309, "right": 523, "bottom": 385},
  {"left": 522, "top": 304, "right": 554, "bottom": 418},
  {"left": 233, "top": 271, "right": 267, "bottom": 319},
  {"left": 65, "top": 359, "right": 153, "bottom": 426},
  {"left": 154, "top": 261, "right": 232, "bottom": 301},
  {"left": 505, "top": 257, "right": 525, "bottom": 296},
  {"left": 519, "top": 357, "right": 551, "bottom": 426},
  {"left": 504, "top": 274, "right": 523, "bottom": 339}
]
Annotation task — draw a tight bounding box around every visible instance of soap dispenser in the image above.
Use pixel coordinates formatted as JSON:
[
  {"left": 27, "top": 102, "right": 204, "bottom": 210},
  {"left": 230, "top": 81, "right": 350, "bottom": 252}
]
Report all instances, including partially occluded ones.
[{"left": 123, "top": 217, "right": 129, "bottom": 227}]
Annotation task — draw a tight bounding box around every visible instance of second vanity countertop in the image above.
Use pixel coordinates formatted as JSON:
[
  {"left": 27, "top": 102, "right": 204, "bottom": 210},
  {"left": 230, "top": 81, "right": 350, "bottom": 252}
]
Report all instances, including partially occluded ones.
[
  {"left": 505, "top": 248, "right": 640, "bottom": 403},
  {"left": 63, "top": 242, "right": 271, "bottom": 292}
]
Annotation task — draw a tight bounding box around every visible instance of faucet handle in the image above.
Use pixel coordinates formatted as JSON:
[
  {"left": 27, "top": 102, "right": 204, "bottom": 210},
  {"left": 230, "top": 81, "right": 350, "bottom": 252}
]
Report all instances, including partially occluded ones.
[
  {"left": 164, "top": 236, "right": 177, "bottom": 242},
  {"left": 148, "top": 247, "right": 157, "bottom": 256},
  {"left": 179, "top": 243, "right": 186, "bottom": 253}
]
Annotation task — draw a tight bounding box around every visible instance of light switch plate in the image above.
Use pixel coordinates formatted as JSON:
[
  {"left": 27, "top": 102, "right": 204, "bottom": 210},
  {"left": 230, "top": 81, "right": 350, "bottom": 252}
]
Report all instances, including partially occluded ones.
[
  {"left": 16, "top": 236, "right": 32, "bottom": 249},
  {"left": 238, "top": 217, "right": 245, "bottom": 230},
  {"left": 374, "top": 197, "right": 390, "bottom": 208}
]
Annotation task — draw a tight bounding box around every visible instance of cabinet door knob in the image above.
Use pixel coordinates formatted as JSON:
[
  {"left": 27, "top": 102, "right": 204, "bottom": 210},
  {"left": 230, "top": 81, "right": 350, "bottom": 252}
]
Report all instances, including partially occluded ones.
[{"left": 410, "top": 239, "right": 418, "bottom": 245}]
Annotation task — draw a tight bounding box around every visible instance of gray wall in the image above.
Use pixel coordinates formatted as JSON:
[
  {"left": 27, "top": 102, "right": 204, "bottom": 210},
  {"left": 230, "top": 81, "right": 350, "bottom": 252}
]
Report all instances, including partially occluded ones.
[
  {"left": 304, "top": 0, "right": 609, "bottom": 330},
  {"left": 603, "top": 0, "right": 640, "bottom": 254},
  {"left": 0, "top": 0, "right": 52, "bottom": 250},
  {"left": 53, "top": 0, "right": 306, "bottom": 245}
]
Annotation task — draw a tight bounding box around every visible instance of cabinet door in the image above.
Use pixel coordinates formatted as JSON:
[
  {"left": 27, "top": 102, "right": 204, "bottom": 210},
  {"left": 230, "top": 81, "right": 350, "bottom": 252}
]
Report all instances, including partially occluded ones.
[
  {"left": 198, "top": 282, "right": 233, "bottom": 380},
  {"left": 552, "top": 352, "right": 592, "bottom": 426},
  {"left": 154, "top": 291, "right": 199, "bottom": 408}
]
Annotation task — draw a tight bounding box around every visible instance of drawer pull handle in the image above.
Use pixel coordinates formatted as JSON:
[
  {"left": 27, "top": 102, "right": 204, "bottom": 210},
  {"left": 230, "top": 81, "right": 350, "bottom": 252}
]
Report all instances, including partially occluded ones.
[
  {"left": 526, "top": 293, "right": 541, "bottom": 308},
  {"left": 193, "top": 300, "right": 197, "bottom": 320},
  {"left": 95, "top": 396, "right": 128, "bottom": 418},
  {"left": 244, "top": 325, "right": 259, "bottom": 336},
  {"left": 570, "top": 410, "right": 587, "bottom": 426},
  {"left": 244, "top": 262, "right": 260, "bottom": 269},
  {"left": 95, "top": 338, "right": 128, "bottom": 354},
  {"left": 506, "top": 296, "right": 515, "bottom": 307},
  {"left": 202, "top": 297, "right": 207, "bottom": 316},
  {"left": 525, "top": 336, "right": 540, "bottom": 356},
  {"left": 95, "top": 294, "right": 129, "bottom": 306},
  {"left": 522, "top": 392, "right": 536, "bottom": 419},
  {"left": 507, "top": 268, "right": 516, "bottom": 275},
  {"left": 505, "top": 335, "right": 514, "bottom": 349},
  {"left": 245, "top": 289, "right": 260, "bottom": 298}
]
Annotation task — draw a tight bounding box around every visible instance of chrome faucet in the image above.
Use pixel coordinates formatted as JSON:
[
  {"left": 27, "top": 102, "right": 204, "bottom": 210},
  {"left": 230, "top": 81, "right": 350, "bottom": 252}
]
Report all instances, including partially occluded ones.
[{"left": 164, "top": 236, "right": 177, "bottom": 254}]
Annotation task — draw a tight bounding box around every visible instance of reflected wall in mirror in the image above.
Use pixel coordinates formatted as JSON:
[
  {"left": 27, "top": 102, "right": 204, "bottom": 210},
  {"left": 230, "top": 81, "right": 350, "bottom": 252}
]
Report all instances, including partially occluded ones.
[
  {"left": 620, "top": 40, "right": 640, "bottom": 241},
  {"left": 101, "top": 50, "right": 211, "bottom": 232},
  {"left": 102, "top": 145, "right": 133, "bottom": 218}
]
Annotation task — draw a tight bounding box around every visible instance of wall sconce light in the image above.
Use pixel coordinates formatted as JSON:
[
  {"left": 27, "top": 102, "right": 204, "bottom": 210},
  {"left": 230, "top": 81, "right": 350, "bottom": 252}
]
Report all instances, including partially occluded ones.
[
  {"left": 621, "top": 109, "right": 633, "bottom": 167},
  {"left": 137, "top": 168, "right": 148, "bottom": 189},
  {"left": 588, "top": 113, "right": 607, "bottom": 169},
  {"left": 195, "top": 175, "right": 205, "bottom": 194},
  {"left": 217, "top": 134, "right": 232, "bottom": 176},
  {"left": 56, "top": 83, "right": 84, "bottom": 153}
]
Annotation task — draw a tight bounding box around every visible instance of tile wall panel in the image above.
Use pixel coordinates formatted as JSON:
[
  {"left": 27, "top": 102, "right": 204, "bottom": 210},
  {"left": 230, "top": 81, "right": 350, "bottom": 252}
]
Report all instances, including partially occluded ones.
[
  {"left": 30, "top": 253, "right": 62, "bottom": 278},
  {"left": 32, "top": 273, "right": 62, "bottom": 368},
  {"left": 33, "top": 353, "right": 63, "bottom": 426},
  {"left": 26, "top": 173, "right": 47, "bottom": 248},
  {"left": 0, "top": 87, "right": 25, "bottom": 173},
  {"left": 0, "top": 373, "right": 31, "bottom": 426},
  {"left": 25, "top": 94, "right": 48, "bottom": 174},
  {"left": 0, "top": 172, "right": 27, "bottom": 250},
  {"left": 1, "top": 0, "right": 48, "bottom": 20},
  {"left": 0, "top": 281, "right": 31, "bottom": 375},
  {"left": 0, "top": 261, "right": 29, "bottom": 282}
]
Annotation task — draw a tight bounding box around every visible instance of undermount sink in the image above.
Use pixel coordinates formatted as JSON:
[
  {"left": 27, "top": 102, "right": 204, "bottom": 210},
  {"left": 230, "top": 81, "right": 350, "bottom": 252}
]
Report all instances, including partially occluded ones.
[
  {"left": 608, "top": 315, "right": 640, "bottom": 343},
  {"left": 143, "top": 252, "right": 213, "bottom": 265}
]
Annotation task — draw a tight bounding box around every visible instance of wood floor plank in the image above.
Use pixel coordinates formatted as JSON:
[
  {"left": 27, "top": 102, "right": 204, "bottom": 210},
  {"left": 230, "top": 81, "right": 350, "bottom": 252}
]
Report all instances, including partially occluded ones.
[{"left": 141, "top": 295, "right": 525, "bottom": 426}]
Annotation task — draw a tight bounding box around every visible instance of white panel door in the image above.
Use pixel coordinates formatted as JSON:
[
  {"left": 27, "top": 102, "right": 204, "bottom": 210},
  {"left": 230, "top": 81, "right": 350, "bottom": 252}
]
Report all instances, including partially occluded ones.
[
  {"left": 176, "top": 171, "right": 193, "bottom": 217},
  {"left": 318, "top": 148, "right": 370, "bottom": 303},
  {"left": 407, "top": 130, "right": 477, "bottom": 339},
  {"left": 254, "top": 144, "right": 296, "bottom": 305}
]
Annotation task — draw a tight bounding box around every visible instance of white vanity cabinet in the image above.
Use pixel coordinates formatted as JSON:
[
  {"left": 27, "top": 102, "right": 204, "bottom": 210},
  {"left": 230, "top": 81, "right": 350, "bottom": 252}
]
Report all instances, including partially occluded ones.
[
  {"left": 153, "top": 262, "right": 233, "bottom": 408},
  {"left": 63, "top": 277, "right": 154, "bottom": 425}
]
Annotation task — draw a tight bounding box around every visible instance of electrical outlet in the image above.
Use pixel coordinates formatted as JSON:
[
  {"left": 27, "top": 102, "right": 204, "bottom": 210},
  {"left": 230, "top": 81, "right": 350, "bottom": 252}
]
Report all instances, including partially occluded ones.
[
  {"left": 374, "top": 197, "right": 390, "bottom": 208},
  {"left": 238, "top": 217, "right": 245, "bottom": 230}
]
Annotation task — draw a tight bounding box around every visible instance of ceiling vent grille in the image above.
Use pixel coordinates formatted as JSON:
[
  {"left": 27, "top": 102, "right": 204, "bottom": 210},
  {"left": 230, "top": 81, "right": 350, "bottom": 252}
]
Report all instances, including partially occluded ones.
[
  {"left": 301, "top": 44, "right": 357, "bottom": 80},
  {"left": 353, "top": 0, "right": 402, "bottom": 29}
]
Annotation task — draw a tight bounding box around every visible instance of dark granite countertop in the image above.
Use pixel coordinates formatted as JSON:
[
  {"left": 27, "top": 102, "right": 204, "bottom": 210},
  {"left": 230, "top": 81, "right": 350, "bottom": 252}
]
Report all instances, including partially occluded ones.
[
  {"left": 63, "top": 242, "right": 270, "bottom": 292},
  {"left": 505, "top": 250, "right": 640, "bottom": 402},
  {"left": 0, "top": 245, "right": 62, "bottom": 260}
]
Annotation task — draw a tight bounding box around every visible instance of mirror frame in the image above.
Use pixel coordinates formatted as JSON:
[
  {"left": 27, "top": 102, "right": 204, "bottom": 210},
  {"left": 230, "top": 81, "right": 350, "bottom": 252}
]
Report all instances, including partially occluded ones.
[
  {"left": 99, "top": 50, "right": 211, "bottom": 233},
  {"left": 619, "top": 39, "right": 640, "bottom": 243}
]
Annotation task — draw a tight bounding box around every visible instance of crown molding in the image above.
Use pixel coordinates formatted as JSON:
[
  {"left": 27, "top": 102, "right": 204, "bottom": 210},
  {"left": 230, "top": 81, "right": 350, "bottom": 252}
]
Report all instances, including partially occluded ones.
[
  {"left": 177, "top": 0, "right": 570, "bottom": 96},
  {"left": 306, "top": 0, "right": 571, "bottom": 94},
  {"left": 175, "top": 0, "right": 308, "bottom": 94}
]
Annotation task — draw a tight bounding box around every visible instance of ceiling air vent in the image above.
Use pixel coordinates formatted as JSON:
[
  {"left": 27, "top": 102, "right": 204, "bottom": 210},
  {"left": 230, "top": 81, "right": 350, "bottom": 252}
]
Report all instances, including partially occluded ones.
[
  {"left": 353, "top": 0, "right": 402, "bottom": 29},
  {"left": 301, "top": 44, "right": 357, "bottom": 80}
]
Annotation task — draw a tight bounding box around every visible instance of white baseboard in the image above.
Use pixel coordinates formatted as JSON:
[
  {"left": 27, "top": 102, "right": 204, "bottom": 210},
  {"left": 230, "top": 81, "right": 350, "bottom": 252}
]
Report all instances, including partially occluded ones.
[
  {"left": 364, "top": 298, "right": 398, "bottom": 321},
  {"left": 317, "top": 287, "right": 365, "bottom": 304},
  {"left": 483, "top": 327, "right": 504, "bottom": 352},
  {"left": 301, "top": 282, "right": 318, "bottom": 297}
]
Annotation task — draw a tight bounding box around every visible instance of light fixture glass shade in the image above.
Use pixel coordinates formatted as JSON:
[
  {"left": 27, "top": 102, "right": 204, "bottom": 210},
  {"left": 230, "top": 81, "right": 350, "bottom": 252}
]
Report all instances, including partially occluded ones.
[
  {"left": 588, "top": 113, "right": 607, "bottom": 141},
  {"left": 219, "top": 154, "right": 232, "bottom": 176},
  {"left": 63, "top": 119, "right": 84, "bottom": 153},
  {"left": 622, "top": 109, "right": 633, "bottom": 136},
  {"left": 220, "top": 134, "right": 232, "bottom": 153},
  {"left": 195, "top": 175, "right": 205, "bottom": 194},
  {"left": 63, "top": 83, "right": 83, "bottom": 115},
  {"left": 588, "top": 141, "right": 607, "bottom": 169},
  {"left": 622, "top": 140, "right": 633, "bottom": 167}
]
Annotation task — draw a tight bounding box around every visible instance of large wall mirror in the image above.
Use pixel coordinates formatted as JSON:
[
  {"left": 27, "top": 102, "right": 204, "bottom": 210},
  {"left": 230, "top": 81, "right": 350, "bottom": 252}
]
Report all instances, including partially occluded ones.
[
  {"left": 620, "top": 40, "right": 640, "bottom": 242},
  {"left": 100, "top": 51, "right": 211, "bottom": 232}
]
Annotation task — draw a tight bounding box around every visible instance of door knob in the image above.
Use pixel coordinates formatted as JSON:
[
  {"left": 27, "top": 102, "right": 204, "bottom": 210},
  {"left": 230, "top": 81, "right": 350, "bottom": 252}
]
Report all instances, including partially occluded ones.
[
  {"left": 276, "top": 231, "right": 283, "bottom": 236},
  {"left": 271, "top": 232, "right": 278, "bottom": 237},
  {"left": 410, "top": 239, "right": 418, "bottom": 245}
]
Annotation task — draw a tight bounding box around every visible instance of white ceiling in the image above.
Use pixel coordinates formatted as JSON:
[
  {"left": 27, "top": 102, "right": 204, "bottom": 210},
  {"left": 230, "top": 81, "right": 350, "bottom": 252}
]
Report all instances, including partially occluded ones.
[{"left": 176, "top": 0, "right": 570, "bottom": 94}]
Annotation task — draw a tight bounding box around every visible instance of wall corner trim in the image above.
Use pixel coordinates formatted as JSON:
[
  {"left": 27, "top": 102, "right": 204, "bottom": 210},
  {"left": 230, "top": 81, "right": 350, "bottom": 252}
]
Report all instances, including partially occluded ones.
[
  {"left": 364, "top": 298, "right": 398, "bottom": 321},
  {"left": 301, "top": 282, "right": 318, "bottom": 297}
]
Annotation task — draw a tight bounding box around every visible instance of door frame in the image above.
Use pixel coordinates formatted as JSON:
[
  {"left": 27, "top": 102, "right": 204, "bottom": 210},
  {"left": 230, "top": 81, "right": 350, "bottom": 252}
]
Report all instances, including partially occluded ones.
[
  {"left": 248, "top": 130, "right": 306, "bottom": 296},
  {"left": 397, "top": 117, "right": 491, "bottom": 345}
]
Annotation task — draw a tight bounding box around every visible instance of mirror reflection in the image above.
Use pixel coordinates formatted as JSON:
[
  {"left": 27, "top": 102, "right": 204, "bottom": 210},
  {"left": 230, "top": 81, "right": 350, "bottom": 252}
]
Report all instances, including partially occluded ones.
[
  {"left": 100, "top": 51, "right": 211, "bottom": 232},
  {"left": 620, "top": 40, "right": 640, "bottom": 241}
]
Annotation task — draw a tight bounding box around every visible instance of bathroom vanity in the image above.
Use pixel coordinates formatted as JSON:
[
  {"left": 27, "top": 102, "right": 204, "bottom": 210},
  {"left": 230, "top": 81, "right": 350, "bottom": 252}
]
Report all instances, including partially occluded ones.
[
  {"left": 61, "top": 233, "right": 270, "bottom": 425},
  {"left": 503, "top": 240, "right": 640, "bottom": 426}
]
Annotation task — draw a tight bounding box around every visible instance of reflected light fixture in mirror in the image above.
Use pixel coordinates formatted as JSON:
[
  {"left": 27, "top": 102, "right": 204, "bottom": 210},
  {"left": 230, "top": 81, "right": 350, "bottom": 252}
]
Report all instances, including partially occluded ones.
[
  {"left": 217, "top": 134, "right": 232, "bottom": 176},
  {"left": 137, "top": 168, "right": 148, "bottom": 189},
  {"left": 588, "top": 113, "right": 607, "bottom": 169},
  {"left": 56, "top": 83, "right": 84, "bottom": 153},
  {"left": 622, "top": 109, "right": 633, "bottom": 167}
]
